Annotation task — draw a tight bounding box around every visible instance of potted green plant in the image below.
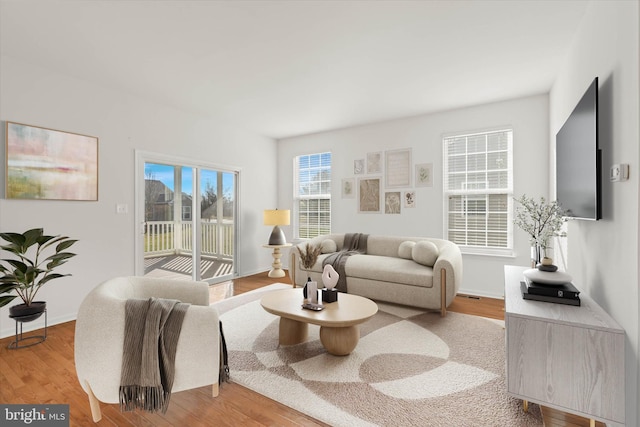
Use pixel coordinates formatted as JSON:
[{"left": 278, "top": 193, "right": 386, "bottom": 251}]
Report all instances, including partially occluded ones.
[
  {"left": 0, "top": 228, "right": 77, "bottom": 321},
  {"left": 513, "top": 195, "right": 566, "bottom": 266}
]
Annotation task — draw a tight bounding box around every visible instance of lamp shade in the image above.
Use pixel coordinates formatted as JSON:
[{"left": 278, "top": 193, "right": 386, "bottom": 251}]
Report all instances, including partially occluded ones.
[
  {"left": 264, "top": 209, "right": 290, "bottom": 245},
  {"left": 263, "top": 209, "right": 290, "bottom": 226}
]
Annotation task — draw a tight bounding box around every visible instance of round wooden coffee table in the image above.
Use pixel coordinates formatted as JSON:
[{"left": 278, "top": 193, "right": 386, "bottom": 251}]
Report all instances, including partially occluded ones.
[{"left": 260, "top": 288, "right": 378, "bottom": 356}]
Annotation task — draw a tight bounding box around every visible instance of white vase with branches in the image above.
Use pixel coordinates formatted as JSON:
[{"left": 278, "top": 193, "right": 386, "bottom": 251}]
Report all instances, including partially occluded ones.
[{"left": 514, "top": 195, "right": 566, "bottom": 266}]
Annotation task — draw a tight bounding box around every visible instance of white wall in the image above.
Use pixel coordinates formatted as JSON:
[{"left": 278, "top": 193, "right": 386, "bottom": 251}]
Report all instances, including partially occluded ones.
[
  {"left": 0, "top": 56, "right": 277, "bottom": 337},
  {"left": 549, "top": 1, "right": 639, "bottom": 426},
  {"left": 277, "top": 94, "right": 549, "bottom": 298}
]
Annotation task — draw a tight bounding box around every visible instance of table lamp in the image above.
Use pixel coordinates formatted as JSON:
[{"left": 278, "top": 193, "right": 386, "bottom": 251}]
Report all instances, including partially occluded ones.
[{"left": 263, "top": 209, "right": 290, "bottom": 245}]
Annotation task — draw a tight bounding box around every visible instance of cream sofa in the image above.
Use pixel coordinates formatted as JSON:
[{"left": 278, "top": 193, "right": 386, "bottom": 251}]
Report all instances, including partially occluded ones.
[{"left": 290, "top": 234, "right": 462, "bottom": 316}]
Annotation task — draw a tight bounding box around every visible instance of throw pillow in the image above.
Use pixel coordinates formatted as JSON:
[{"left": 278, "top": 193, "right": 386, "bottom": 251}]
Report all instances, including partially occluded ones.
[
  {"left": 398, "top": 241, "right": 416, "bottom": 259},
  {"left": 320, "top": 239, "right": 337, "bottom": 254},
  {"left": 412, "top": 241, "right": 439, "bottom": 267}
]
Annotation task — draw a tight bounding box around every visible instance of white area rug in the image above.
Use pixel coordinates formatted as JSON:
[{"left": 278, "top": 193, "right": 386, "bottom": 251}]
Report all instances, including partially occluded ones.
[{"left": 214, "top": 285, "right": 543, "bottom": 427}]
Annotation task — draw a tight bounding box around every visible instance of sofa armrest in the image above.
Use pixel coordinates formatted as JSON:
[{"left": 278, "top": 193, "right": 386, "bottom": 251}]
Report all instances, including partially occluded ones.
[
  {"left": 433, "top": 242, "right": 463, "bottom": 314},
  {"left": 172, "top": 305, "right": 220, "bottom": 392},
  {"left": 130, "top": 277, "right": 210, "bottom": 306}
]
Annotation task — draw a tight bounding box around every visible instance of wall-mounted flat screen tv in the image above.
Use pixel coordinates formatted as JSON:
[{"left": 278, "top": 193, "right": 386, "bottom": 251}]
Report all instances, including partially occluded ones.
[{"left": 556, "top": 77, "right": 601, "bottom": 220}]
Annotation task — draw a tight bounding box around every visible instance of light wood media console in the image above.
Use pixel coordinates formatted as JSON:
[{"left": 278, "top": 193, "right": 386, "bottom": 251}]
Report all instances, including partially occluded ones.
[{"left": 504, "top": 265, "right": 625, "bottom": 426}]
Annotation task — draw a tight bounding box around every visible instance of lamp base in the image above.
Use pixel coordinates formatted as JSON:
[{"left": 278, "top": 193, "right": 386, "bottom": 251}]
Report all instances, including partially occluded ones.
[{"left": 268, "top": 225, "right": 287, "bottom": 246}]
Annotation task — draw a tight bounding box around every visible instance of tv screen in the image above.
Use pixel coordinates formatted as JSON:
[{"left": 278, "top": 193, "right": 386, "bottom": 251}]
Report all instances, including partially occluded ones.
[{"left": 555, "top": 77, "right": 601, "bottom": 220}]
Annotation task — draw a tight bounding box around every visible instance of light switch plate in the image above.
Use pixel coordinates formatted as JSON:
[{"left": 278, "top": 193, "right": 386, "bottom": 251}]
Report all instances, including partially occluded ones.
[{"left": 116, "top": 203, "right": 128, "bottom": 214}]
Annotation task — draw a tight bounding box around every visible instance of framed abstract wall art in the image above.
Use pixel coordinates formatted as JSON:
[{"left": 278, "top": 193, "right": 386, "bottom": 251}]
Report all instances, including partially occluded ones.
[{"left": 6, "top": 122, "right": 98, "bottom": 200}]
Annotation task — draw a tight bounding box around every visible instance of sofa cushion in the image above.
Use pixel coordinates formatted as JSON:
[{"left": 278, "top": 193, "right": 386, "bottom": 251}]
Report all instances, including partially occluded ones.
[
  {"left": 320, "top": 239, "right": 337, "bottom": 254},
  {"left": 344, "top": 254, "right": 434, "bottom": 288},
  {"left": 398, "top": 241, "right": 415, "bottom": 259},
  {"left": 412, "top": 241, "right": 439, "bottom": 267}
]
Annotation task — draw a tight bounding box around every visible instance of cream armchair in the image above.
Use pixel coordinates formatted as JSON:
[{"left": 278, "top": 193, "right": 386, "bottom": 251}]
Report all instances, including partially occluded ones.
[{"left": 74, "top": 276, "right": 220, "bottom": 422}]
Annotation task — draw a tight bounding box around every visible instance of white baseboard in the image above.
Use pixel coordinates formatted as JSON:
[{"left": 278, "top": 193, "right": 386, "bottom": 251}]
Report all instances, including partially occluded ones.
[
  {"left": 457, "top": 287, "right": 504, "bottom": 300},
  {"left": 0, "top": 313, "right": 77, "bottom": 340}
]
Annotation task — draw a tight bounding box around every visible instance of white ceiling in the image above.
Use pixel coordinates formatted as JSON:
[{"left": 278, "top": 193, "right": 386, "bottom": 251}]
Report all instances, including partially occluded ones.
[{"left": 0, "top": 0, "right": 589, "bottom": 140}]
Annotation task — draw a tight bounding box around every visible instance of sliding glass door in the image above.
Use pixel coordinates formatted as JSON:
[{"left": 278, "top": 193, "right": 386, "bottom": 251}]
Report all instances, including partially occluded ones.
[{"left": 136, "top": 152, "right": 237, "bottom": 283}]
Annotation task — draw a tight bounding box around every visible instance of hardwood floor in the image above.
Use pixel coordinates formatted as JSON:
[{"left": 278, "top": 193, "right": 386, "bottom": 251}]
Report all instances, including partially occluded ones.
[{"left": 0, "top": 271, "right": 603, "bottom": 426}]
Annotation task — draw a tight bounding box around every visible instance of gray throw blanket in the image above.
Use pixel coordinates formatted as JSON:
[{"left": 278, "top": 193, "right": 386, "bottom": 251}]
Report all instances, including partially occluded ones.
[
  {"left": 322, "top": 233, "right": 368, "bottom": 292},
  {"left": 119, "top": 297, "right": 189, "bottom": 414}
]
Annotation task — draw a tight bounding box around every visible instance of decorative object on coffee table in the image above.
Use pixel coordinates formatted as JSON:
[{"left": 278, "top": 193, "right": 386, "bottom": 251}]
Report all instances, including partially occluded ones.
[
  {"left": 297, "top": 243, "right": 321, "bottom": 271},
  {"left": 321, "top": 264, "right": 339, "bottom": 303},
  {"left": 297, "top": 243, "right": 322, "bottom": 296},
  {"left": 306, "top": 281, "right": 318, "bottom": 304}
]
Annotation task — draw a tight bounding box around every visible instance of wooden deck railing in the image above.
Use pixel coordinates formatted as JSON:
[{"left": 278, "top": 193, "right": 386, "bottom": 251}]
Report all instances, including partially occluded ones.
[{"left": 144, "top": 220, "right": 234, "bottom": 259}]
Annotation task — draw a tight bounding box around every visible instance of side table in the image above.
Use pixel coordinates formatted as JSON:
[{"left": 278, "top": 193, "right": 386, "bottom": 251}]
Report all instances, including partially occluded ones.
[{"left": 263, "top": 243, "right": 292, "bottom": 278}]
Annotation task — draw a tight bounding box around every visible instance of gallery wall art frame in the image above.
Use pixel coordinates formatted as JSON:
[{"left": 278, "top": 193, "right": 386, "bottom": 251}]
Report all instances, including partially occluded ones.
[
  {"left": 358, "top": 177, "right": 381, "bottom": 213},
  {"left": 354, "top": 159, "right": 365, "bottom": 175},
  {"left": 385, "top": 148, "right": 412, "bottom": 188},
  {"left": 5, "top": 121, "right": 99, "bottom": 201},
  {"left": 415, "top": 163, "right": 433, "bottom": 187},
  {"left": 384, "top": 191, "right": 401, "bottom": 214},
  {"left": 342, "top": 178, "right": 355, "bottom": 199},
  {"left": 366, "top": 151, "right": 382, "bottom": 174},
  {"left": 404, "top": 191, "right": 416, "bottom": 208}
]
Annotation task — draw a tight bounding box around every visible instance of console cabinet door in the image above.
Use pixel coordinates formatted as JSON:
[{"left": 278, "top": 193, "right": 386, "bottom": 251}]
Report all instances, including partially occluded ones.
[{"left": 506, "top": 315, "right": 625, "bottom": 423}]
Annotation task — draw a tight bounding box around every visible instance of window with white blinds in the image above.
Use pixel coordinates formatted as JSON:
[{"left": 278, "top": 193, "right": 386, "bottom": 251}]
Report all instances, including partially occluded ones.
[
  {"left": 294, "top": 152, "right": 332, "bottom": 239},
  {"left": 443, "top": 129, "right": 513, "bottom": 254}
]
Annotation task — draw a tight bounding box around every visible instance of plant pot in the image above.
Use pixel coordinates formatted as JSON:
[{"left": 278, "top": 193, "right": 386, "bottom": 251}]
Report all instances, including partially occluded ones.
[{"left": 9, "top": 301, "right": 46, "bottom": 322}]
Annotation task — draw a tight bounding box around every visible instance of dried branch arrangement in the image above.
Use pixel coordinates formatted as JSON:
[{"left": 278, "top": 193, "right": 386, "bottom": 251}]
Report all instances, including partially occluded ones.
[{"left": 297, "top": 243, "right": 322, "bottom": 269}]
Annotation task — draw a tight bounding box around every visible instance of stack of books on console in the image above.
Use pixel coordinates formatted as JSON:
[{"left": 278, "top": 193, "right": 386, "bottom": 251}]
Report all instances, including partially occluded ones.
[
  {"left": 521, "top": 264, "right": 581, "bottom": 306},
  {"left": 520, "top": 278, "right": 581, "bottom": 306}
]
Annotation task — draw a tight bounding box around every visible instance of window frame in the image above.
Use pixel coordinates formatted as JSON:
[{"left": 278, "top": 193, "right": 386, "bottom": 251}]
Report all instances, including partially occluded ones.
[
  {"left": 293, "top": 152, "right": 332, "bottom": 240},
  {"left": 442, "top": 128, "right": 514, "bottom": 257}
]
